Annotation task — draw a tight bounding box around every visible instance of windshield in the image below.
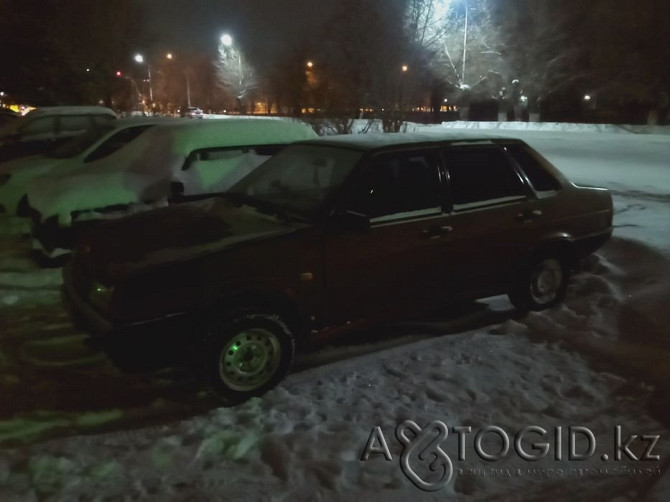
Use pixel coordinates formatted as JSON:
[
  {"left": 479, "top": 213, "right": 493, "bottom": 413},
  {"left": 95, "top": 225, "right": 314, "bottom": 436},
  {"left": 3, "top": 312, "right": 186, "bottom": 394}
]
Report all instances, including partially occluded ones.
[
  {"left": 47, "top": 123, "right": 116, "bottom": 159},
  {"left": 229, "top": 144, "right": 362, "bottom": 221}
]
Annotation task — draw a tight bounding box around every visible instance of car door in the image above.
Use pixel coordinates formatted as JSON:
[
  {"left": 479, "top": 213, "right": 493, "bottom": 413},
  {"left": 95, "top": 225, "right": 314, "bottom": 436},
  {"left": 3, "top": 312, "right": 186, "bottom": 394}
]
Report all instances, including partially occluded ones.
[
  {"left": 321, "top": 148, "right": 453, "bottom": 325},
  {"left": 438, "top": 144, "right": 538, "bottom": 297}
]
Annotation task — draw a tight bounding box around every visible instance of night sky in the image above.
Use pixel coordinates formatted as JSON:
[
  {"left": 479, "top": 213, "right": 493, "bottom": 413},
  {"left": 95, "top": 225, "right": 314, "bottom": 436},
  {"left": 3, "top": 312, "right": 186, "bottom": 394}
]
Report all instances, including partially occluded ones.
[{"left": 141, "top": 0, "right": 337, "bottom": 55}]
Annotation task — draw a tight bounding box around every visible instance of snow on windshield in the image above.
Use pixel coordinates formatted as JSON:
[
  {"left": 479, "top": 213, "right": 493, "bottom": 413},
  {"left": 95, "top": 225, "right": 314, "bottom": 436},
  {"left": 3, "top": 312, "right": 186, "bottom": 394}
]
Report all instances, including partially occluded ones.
[{"left": 232, "top": 144, "right": 362, "bottom": 220}]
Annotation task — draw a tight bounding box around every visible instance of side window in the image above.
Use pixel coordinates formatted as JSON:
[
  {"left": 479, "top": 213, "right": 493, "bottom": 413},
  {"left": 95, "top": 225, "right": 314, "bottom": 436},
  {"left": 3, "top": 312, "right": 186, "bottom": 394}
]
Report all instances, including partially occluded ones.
[
  {"left": 505, "top": 144, "right": 562, "bottom": 193},
  {"left": 91, "top": 114, "right": 116, "bottom": 126},
  {"left": 445, "top": 147, "right": 526, "bottom": 210},
  {"left": 349, "top": 151, "right": 441, "bottom": 220},
  {"left": 59, "top": 115, "right": 92, "bottom": 134},
  {"left": 84, "top": 125, "right": 154, "bottom": 162},
  {"left": 19, "top": 117, "right": 56, "bottom": 137}
]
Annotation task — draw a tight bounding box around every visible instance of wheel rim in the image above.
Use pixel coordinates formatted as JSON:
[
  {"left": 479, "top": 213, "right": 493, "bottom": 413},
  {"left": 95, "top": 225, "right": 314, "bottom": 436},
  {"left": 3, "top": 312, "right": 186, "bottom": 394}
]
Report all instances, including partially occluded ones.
[
  {"left": 529, "top": 258, "right": 563, "bottom": 305},
  {"left": 218, "top": 327, "right": 281, "bottom": 392}
]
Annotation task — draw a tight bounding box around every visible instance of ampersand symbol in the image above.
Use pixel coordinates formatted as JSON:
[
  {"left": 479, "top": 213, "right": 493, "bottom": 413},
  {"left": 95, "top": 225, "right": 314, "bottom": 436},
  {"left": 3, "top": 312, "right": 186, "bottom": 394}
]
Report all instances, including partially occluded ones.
[{"left": 396, "top": 420, "right": 453, "bottom": 491}]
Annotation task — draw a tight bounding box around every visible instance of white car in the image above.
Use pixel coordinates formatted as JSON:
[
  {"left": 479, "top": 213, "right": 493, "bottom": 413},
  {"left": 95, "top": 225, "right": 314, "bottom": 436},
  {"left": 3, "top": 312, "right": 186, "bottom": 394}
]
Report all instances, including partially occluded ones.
[
  {"left": 0, "top": 117, "right": 166, "bottom": 215},
  {"left": 27, "top": 118, "right": 317, "bottom": 261},
  {"left": 184, "top": 107, "right": 204, "bottom": 119},
  {"left": 0, "top": 106, "right": 117, "bottom": 162}
]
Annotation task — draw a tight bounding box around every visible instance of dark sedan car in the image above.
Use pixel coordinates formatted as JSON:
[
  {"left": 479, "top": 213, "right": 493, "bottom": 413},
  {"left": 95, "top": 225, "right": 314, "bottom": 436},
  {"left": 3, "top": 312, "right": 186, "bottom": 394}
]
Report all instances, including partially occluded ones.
[{"left": 63, "top": 132, "right": 613, "bottom": 403}]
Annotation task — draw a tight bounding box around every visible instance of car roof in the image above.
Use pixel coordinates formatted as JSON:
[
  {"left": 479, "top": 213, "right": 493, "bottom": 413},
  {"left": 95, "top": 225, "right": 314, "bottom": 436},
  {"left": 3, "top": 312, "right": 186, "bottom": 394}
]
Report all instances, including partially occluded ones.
[
  {"left": 24, "top": 106, "right": 117, "bottom": 117},
  {"left": 108, "top": 117, "right": 176, "bottom": 128},
  {"left": 295, "top": 131, "right": 525, "bottom": 151}
]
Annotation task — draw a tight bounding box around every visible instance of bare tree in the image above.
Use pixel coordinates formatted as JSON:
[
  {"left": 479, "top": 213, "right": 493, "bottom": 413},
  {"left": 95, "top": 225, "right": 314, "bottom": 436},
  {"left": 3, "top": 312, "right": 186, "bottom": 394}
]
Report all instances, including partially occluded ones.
[
  {"left": 492, "top": 0, "right": 585, "bottom": 120},
  {"left": 214, "top": 41, "right": 257, "bottom": 113},
  {"left": 405, "top": 0, "right": 504, "bottom": 118},
  {"left": 582, "top": 0, "right": 670, "bottom": 124}
]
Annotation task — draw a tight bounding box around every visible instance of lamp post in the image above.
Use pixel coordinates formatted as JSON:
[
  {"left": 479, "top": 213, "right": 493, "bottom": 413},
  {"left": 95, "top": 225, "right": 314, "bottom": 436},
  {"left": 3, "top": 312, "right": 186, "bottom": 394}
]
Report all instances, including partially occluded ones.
[
  {"left": 134, "top": 54, "right": 153, "bottom": 104},
  {"left": 166, "top": 52, "right": 191, "bottom": 108},
  {"left": 461, "top": 0, "right": 468, "bottom": 84}
]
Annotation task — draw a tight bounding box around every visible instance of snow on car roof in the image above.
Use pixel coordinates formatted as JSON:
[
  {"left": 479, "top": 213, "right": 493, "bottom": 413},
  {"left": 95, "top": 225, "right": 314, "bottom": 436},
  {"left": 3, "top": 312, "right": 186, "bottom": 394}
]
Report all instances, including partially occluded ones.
[
  {"left": 298, "top": 131, "right": 519, "bottom": 151},
  {"left": 24, "top": 106, "right": 117, "bottom": 117},
  {"left": 141, "top": 117, "right": 317, "bottom": 151}
]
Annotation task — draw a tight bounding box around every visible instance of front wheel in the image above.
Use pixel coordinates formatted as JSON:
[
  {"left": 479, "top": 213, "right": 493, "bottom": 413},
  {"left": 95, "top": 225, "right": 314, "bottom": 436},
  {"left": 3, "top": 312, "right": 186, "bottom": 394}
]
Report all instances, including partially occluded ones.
[
  {"left": 199, "top": 311, "right": 295, "bottom": 403},
  {"left": 509, "top": 254, "right": 569, "bottom": 312}
]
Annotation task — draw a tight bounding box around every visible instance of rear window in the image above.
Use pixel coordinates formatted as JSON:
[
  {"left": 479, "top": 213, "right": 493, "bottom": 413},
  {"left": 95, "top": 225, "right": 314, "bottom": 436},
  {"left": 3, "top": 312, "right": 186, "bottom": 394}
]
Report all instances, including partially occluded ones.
[
  {"left": 505, "top": 144, "right": 562, "bottom": 193},
  {"left": 20, "top": 117, "right": 55, "bottom": 136},
  {"left": 445, "top": 146, "right": 526, "bottom": 210},
  {"left": 59, "top": 115, "right": 92, "bottom": 134}
]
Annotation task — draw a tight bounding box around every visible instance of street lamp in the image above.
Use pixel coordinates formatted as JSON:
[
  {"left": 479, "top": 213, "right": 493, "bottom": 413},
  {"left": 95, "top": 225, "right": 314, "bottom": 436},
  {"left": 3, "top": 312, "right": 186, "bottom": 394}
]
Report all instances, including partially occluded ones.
[
  {"left": 134, "top": 53, "right": 153, "bottom": 103},
  {"left": 165, "top": 52, "right": 191, "bottom": 108},
  {"left": 220, "top": 34, "right": 243, "bottom": 87}
]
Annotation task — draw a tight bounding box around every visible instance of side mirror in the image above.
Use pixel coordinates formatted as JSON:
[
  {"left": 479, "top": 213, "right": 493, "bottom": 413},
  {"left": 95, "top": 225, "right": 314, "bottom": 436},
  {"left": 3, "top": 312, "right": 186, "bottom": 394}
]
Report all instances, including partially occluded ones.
[{"left": 328, "top": 210, "right": 370, "bottom": 234}]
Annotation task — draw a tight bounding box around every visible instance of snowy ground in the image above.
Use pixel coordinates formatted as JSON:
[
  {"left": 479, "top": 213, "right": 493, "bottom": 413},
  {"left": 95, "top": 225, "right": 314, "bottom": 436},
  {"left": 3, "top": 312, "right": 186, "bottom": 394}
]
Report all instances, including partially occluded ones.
[{"left": 0, "top": 122, "right": 669, "bottom": 501}]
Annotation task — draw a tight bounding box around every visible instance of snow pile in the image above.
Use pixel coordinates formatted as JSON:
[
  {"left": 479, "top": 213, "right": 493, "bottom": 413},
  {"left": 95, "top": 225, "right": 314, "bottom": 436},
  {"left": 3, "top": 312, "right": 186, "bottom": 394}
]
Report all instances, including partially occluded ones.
[{"left": 438, "top": 120, "right": 670, "bottom": 135}]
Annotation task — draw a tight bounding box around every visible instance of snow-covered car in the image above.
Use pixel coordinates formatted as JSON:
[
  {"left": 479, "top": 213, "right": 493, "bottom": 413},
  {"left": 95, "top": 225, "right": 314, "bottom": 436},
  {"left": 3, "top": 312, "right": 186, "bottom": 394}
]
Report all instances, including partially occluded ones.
[
  {"left": 0, "top": 106, "right": 117, "bottom": 163},
  {"left": 0, "top": 117, "right": 166, "bottom": 215},
  {"left": 62, "top": 132, "right": 613, "bottom": 403},
  {"left": 27, "top": 118, "right": 317, "bottom": 261}
]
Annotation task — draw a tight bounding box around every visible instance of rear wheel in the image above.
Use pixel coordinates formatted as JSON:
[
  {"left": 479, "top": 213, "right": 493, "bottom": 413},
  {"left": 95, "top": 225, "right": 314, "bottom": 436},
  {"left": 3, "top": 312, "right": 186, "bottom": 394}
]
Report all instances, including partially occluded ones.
[
  {"left": 199, "top": 311, "right": 295, "bottom": 403},
  {"left": 509, "top": 254, "right": 569, "bottom": 312}
]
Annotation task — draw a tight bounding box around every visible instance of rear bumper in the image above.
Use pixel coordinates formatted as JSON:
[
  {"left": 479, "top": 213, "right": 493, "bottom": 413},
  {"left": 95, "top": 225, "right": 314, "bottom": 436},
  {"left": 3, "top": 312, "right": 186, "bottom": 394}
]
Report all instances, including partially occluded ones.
[{"left": 573, "top": 227, "right": 612, "bottom": 259}]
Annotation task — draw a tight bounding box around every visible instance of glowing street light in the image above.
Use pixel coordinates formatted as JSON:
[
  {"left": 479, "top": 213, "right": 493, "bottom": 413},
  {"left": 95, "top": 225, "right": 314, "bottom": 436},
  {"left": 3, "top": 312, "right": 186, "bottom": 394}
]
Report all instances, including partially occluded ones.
[
  {"left": 401, "top": 64, "right": 409, "bottom": 73},
  {"left": 306, "top": 61, "right": 314, "bottom": 69},
  {"left": 134, "top": 53, "right": 153, "bottom": 103},
  {"left": 220, "top": 34, "right": 233, "bottom": 47}
]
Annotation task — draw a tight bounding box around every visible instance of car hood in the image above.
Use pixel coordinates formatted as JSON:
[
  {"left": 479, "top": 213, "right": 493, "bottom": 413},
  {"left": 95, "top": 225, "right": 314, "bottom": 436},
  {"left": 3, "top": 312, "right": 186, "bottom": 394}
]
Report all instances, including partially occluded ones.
[
  {"left": 27, "top": 167, "right": 174, "bottom": 224},
  {"left": 76, "top": 197, "right": 304, "bottom": 280}
]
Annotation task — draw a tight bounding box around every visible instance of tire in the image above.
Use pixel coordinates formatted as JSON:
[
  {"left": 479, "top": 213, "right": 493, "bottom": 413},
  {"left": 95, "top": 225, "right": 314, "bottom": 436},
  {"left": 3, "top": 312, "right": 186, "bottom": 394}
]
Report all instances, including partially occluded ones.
[
  {"left": 508, "top": 253, "right": 569, "bottom": 312},
  {"left": 199, "top": 311, "right": 295, "bottom": 404}
]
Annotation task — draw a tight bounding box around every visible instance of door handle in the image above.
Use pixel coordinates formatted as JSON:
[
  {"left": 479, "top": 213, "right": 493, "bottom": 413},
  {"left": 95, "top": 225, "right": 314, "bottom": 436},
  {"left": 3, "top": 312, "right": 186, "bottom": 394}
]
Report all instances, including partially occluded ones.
[
  {"left": 515, "top": 209, "right": 542, "bottom": 223},
  {"left": 422, "top": 225, "right": 453, "bottom": 239}
]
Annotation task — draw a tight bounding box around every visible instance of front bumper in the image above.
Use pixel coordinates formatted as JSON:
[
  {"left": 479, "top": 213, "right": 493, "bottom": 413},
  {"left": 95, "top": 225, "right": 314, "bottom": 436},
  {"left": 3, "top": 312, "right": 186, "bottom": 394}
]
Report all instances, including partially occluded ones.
[{"left": 62, "top": 260, "right": 193, "bottom": 336}]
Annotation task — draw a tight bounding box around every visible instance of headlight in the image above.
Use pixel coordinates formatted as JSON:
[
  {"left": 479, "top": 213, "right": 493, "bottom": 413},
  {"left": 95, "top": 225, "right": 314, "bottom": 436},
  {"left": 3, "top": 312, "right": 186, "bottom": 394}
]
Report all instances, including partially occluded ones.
[
  {"left": 89, "top": 281, "right": 114, "bottom": 313},
  {"left": 0, "top": 173, "right": 10, "bottom": 186}
]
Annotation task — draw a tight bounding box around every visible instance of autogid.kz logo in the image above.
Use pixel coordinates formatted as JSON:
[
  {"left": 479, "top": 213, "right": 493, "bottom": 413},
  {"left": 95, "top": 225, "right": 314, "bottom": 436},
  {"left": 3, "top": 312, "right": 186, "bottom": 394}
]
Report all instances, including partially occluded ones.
[{"left": 360, "top": 420, "right": 661, "bottom": 492}]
